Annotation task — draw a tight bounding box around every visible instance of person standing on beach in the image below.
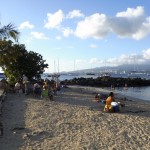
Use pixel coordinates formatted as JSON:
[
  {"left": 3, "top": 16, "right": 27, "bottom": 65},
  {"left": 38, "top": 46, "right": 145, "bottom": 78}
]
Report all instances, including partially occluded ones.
[
  {"left": 14, "top": 81, "right": 21, "bottom": 93},
  {"left": 23, "top": 74, "right": 29, "bottom": 95}
]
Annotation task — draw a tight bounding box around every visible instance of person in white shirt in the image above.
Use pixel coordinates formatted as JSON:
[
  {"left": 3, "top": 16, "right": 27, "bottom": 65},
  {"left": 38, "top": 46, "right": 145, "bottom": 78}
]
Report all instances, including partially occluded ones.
[
  {"left": 14, "top": 81, "right": 21, "bottom": 93},
  {"left": 22, "top": 75, "right": 29, "bottom": 95}
]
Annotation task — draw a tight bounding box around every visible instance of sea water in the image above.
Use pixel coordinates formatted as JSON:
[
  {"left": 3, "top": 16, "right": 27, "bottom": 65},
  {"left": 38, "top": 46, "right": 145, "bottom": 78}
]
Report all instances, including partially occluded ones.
[
  {"left": 42, "top": 74, "right": 150, "bottom": 102},
  {"left": 115, "top": 86, "right": 150, "bottom": 102}
]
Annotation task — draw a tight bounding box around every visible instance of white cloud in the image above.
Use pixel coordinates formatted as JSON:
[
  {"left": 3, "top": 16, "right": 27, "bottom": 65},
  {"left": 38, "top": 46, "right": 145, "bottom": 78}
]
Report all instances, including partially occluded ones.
[
  {"left": 75, "top": 59, "right": 86, "bottom": 64},
  {"left": 24, "top": 37, "right": 33, "bottom": 44},
  {"left": 56, "top": 36, "right": 62, "bottom": 40},
  {"left": 66, "top": 10, "right": 84, "bottom": 19},
  {"left": 89, "top": 58, "right": 102, "bottom": 64},
  {"left": 75, "top": 13, "right": 110, "bottom": 39},
  {"left": 103, "top": 51, "right": 150, "bottom": 67},
  {"left": 19, "top": 21, "right": 34, "bottom": 29},
  {"left": 62, "top": 52, "right": 150, "bottom": 71},
  {"left": 31, "top": 32, "right": 49, "bottom": 40},
  {"left": 108, "top": 54, "right": 136, "bottom": 65},
  {"left": 41, "top": 6, "right": 150, "bottom": 40},
  {"left": 142, "top": 48, "right": 150, "bottom": 59},
  {"left": 131, "top": 17, "right": 150, "bottom": 40},
  {"left": 45, "top": 49, "right": 150, "bottom": 72},
  {"left": 44, "top": 9, "right": 64, "bottom": 29},
  {"left": 74, "top": 6, "right": 150, "bottom": 40},
  {"left": 116, "top": 6, "right": 144, "bottom": 18},
  {"left": 62, "top": 27, "right": 74, "bottom": 37},
  {"left": 110, "top": 6, "right": 150, "bottom": 40},
  {"left": 90, "top": 44, "right": 97, "bottom": 48}
]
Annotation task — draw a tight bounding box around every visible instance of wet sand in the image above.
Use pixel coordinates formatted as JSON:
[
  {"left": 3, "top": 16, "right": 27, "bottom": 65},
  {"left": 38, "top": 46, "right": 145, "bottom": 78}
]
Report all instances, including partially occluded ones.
[{"left": 0, "top": 86, "right": 150, "bottom": 150}]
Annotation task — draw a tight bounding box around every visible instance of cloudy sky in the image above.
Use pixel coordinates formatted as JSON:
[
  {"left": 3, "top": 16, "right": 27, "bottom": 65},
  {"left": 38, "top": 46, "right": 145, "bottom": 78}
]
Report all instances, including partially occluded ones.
[{"left": 0, "top": 0, "right": 150, "bottom": 72}]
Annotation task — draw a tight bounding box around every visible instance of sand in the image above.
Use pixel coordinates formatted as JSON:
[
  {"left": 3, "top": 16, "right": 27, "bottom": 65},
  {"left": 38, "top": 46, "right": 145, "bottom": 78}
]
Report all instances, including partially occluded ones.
[{"left": 0, "top": 86, "right": 150, "bottom": 150}]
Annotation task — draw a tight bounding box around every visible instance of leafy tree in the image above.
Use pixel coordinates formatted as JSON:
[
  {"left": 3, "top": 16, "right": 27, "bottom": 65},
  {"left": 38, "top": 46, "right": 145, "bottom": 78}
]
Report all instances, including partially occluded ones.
[
  {"left": 0, "top": 39, "right": 48, "bottom": 84},
  {"left": 0, "top": 23, "right": 19, "bottom": 42}
]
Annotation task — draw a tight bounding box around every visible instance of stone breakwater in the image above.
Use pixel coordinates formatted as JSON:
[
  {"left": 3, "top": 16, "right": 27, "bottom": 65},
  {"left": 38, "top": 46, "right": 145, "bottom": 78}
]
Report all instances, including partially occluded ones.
[{"left": 61, "top": 76, "right": 150, "bottom": 87}]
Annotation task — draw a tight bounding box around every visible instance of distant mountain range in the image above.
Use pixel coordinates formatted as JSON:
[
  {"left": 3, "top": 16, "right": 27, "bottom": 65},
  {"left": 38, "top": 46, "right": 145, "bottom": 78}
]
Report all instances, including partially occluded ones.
[{"left": 64, "top": 64, "right": 150, "bottom": 74}]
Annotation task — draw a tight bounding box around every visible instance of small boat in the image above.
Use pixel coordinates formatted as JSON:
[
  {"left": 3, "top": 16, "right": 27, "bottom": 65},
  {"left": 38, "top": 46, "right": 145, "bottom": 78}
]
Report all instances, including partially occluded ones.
[
  {"left": 128, "top": 71, "right": 146, "bottom": 78},
  {"left": 47, "top": 74, "right": 52, "bottom": 77},
  {"left": 51, "top": 74, "right": 60, "bottom": 78},
  {"left": 67, "top": 73, "right": 79, "bottom": 76},
  {"left": 86, "top": 73, "right": 95, "bottom": 75},
  {"left": 99, "top": 73, "right": 111, "bottom": 78},
  {"left": 47, "top": 73, "right": 60, "bottom": 78}
]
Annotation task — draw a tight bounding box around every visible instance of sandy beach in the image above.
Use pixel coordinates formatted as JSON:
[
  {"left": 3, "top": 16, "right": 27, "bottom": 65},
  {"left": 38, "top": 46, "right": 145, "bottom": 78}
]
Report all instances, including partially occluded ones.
[{"left": 0, "top": 86, "right": 150, "bottom": 150}]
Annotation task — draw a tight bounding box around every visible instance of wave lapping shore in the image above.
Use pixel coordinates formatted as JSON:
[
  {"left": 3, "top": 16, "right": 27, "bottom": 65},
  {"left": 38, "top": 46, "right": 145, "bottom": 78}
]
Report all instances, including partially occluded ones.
[{"left": 0, "top": 86, "right": 150, "bottom": 150}]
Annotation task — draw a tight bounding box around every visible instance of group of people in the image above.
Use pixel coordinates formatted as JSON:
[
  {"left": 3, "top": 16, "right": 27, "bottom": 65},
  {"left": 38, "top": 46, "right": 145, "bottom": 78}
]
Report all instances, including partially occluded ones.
[
  {"left": 14, "top": 75, "right": 64, "bottom": 101},
  {"left": 94, "top": 91, "right": 124, "bottom": 113}
]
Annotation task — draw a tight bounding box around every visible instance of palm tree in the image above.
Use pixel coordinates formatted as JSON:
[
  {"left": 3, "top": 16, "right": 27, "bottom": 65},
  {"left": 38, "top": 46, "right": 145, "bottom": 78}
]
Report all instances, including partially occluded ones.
[{"left": 0, "top": 23, "right": 19, "bottom": 42}]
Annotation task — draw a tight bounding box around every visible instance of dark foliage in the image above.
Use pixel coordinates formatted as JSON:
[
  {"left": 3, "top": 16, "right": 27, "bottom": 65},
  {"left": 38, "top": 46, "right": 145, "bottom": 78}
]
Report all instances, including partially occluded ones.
[{"left": 0, "top": 39, "right": 48, "bottom": 84}]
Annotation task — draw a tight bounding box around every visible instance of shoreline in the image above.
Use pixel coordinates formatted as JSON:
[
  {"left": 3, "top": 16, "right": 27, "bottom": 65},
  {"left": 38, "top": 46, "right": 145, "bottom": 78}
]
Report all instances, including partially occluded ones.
[
  {"left": 68, "top": 85, "right": 150, "bottom": 103},
  {"left": 0, "top": 86, "right": 150, "bottom": 149}
]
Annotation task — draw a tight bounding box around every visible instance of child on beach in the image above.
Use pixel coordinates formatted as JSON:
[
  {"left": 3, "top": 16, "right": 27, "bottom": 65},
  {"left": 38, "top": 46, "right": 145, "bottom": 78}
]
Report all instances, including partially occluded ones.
[
  {"left": 94, "top": 94, "right": 102, "bottom": 103},
  {"left": 93, "top": 93, "right": 106, "bottom": 104}
]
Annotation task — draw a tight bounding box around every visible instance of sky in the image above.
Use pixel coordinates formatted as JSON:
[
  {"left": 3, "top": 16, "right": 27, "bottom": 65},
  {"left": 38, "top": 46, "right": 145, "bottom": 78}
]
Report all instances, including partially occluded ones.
[{"left": 0, "top": 0, "right": 150, "bottom": 73}]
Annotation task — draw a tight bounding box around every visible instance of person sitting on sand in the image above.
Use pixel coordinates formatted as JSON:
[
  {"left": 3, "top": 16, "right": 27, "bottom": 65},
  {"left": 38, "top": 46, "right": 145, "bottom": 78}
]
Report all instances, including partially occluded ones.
[
  {"left": 94, "top": 93, "right": 102, "bottom": 103},
  {"left": 104, "top": 92, "right": 115, "bottom": 112}
]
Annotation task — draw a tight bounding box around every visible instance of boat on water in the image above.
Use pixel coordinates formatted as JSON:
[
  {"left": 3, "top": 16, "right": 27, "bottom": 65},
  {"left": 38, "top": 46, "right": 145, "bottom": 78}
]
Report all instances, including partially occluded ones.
[
  {"left": 99, "top": 72, "right": 111, "bottom": 78},
  {"left": 128, "top": 71, "right": 147, "bottom": 78},
  {"left": 147, "top": 73, "right": 150, "bottom": 76},
  {"left": 67, "top": 73, "right": 79, "bottom": 76},
  {"left": 46, "top": 73, "right": 60, "bottom": 78},
  {"left": 86, "top": 72, "right": 95, "bottom": 75}
]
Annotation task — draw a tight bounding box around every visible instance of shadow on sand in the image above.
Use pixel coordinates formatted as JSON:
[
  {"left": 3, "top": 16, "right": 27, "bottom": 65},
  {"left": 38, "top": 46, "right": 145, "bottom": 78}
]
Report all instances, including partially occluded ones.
[{"left": 0, "top": 93, "right": 32, "bottom": 150}]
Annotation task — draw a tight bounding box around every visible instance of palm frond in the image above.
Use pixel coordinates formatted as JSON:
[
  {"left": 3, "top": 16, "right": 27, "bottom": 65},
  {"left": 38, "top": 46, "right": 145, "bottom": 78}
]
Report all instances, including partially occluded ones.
[{"left": 0, "top": 23, "right": 20, "bottom": 41}]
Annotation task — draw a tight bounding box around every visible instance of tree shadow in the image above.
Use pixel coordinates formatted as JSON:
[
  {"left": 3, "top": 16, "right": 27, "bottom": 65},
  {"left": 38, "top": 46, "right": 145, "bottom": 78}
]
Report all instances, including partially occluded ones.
[{"left": 0, "top": 93, "right": 29, "bottom": 150}]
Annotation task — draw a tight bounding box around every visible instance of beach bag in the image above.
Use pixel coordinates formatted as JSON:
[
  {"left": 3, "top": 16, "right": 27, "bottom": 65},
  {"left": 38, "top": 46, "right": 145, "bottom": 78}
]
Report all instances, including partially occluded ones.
[
  {"left": 111, "top": 102, "right": 120, "bottom": 112},
  {"left": 112, "top": 105, "right": 120, "bottom": 112}
]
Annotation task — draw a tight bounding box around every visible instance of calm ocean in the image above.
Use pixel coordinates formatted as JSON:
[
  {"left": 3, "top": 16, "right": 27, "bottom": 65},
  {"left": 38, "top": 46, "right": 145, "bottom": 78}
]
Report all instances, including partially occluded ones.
[
  {"left": 42, "top": 73, "right": 150, "bottom": 102},
  {"left": 109, "top": 86, "right": 150, "bottom": 102}
]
